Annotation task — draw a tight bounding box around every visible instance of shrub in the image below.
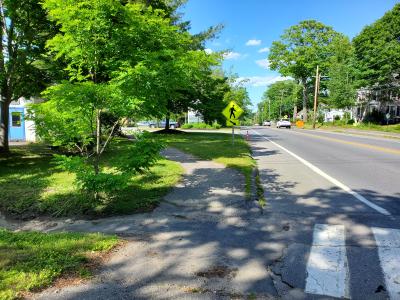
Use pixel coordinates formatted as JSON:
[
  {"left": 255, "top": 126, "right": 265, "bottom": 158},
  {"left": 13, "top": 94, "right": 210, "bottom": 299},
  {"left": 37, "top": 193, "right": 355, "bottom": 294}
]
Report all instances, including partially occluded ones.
[
  {"left": 117, "top": 132, "right": 165, "bottom": 173},
  {"left": 53, "top": 132, "right": 165, "bottom": 201},
  {"left": 334, "top": 115, "right": 341, "bottom": 121},
  {"left": 347, "top": 119, "right": 355, "bottom": 125},
  {"left": 363, "top": 110, "right": 385, "bottom": 124},
  {"left": 343, "top": 112, "right": 351, "bottom": 121},
  {"left": 182, "top": 122, "right": 221, "bottom": 129},
  {"left": 212, "top": 122, "right": 222, "bottom": 129},
  {"left": 181, "top": 123, "right": 193, "bottom": 129}
]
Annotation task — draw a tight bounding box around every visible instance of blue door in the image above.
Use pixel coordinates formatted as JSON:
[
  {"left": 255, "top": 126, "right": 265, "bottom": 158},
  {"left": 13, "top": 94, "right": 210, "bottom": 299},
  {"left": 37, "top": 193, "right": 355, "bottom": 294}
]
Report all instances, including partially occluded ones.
[{"left": 9, "top": 107, "right": 25, "bottom": 141}]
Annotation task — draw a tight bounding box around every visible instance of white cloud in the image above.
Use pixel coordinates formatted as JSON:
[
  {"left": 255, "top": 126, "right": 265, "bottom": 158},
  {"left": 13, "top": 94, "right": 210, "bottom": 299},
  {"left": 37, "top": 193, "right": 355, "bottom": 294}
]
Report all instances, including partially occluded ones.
[
  {"left": 258, "top": 47, "right": 269, "bottom": 53},
  {"left": 204, "top": 48, "right": 213, "bottom": 54},
  {"left": 246, "top": 39, "right": 262, "bottom": 46},
  {"left": 256, "top": 58, "right": 270, "bottom": 69},
  {"left": 236, "top": 76, "right": 290, "bottom": 87},
  {"left": 223, "top": 51, "right": 241, "bottom": 60}
]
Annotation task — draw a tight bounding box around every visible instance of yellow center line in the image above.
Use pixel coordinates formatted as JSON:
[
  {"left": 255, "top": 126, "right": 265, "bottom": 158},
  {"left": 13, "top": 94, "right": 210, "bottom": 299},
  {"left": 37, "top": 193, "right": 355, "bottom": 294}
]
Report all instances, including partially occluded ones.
[{"left": 289, "top": 129, "right": 400, "bottom": 155}]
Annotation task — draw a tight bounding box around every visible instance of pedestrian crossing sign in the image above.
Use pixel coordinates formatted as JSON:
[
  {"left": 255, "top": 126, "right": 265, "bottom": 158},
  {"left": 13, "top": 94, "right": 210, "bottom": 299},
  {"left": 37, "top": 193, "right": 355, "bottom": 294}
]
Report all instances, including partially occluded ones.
[
  {"left": 226, "top": 119, "right": 241, "bottom": 127},
  {"left": 222, "top": 101, "right": 244, "bottom": 125}
]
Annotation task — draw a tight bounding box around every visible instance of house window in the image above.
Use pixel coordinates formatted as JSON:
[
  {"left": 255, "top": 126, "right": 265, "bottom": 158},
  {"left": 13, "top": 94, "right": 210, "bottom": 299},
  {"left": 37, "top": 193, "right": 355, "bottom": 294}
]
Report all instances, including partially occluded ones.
[
  {"left": 11, "top": 112, "right": 21, "bottom": 127},
  {"left": 397, "top": 106, "right": 400, "bottom": 117}
]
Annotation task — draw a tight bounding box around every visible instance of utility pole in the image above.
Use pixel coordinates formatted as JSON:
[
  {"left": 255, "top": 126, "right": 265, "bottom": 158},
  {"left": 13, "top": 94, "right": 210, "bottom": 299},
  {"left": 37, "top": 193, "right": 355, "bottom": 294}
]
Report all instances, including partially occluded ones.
[
  {"left": 268, "top": 98, "right": 271, "bottom": 120},
  {"left": 280, "top": 90, "right": 284, "bottom": 118},
  {"left": 312, "top": 65, "right": 320, "bottom": 129}
]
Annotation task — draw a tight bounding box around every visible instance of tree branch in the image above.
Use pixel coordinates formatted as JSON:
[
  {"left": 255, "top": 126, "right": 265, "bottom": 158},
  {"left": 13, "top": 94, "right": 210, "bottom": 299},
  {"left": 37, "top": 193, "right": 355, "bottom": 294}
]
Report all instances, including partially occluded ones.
[{"left": 99, "top": 119, "right": 119, "bottom": 155}]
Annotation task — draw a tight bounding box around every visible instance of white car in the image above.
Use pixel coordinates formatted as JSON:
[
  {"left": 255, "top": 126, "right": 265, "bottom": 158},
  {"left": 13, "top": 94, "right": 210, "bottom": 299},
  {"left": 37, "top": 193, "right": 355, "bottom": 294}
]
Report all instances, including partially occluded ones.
[
  {"left": 263, "top": 120, "right": 271, "bottom": 126},
  {"left": 276, "top": 119, "right": 291, "bottom": 129}
]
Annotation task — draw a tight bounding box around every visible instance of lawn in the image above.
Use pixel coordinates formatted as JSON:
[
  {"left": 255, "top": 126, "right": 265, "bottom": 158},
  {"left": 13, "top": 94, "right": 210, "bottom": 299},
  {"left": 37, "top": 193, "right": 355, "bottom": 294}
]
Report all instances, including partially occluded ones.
[
  {"left": 0, "top": 139, "right": 183, "bottom": 219},
  {"left": 0, "top": 229, "right": 118, "bottom": 300},
  {"left": 303, "top": 122, "right": 400, "bottom": 134},
  {"left": 157, "top": 131, "right": 255, "bottom": 196}
]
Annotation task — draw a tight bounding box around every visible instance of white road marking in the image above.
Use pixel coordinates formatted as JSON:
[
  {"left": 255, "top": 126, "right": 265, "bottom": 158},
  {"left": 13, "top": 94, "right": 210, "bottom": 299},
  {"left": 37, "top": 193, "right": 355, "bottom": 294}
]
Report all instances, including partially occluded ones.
[
  {"left": 372, "top": 227, "right": 400, "bottom": 300},
  {"left": 251, "top": 129, "right": 391, "bottom": 216},
  {"left": 305, "top": 224, "right": 350, "bottom": 298}
]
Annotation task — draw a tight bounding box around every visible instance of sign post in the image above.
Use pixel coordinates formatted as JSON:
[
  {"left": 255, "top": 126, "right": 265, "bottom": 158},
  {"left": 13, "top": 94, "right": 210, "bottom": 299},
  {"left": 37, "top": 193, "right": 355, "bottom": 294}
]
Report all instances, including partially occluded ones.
[{"left": 222, "top": 101, "right": 244, "bottom": 145}]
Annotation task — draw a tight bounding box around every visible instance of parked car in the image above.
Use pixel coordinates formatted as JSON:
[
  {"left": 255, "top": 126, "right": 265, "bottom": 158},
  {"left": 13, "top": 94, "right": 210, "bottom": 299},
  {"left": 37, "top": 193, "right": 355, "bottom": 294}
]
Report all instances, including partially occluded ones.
[
  {"left": 263, "top": 120, "right": 271, "bottom": 126},
  {"left": 148, "top": 120, "right": 179, "bottom": 129},
  {"left": 136, "top": 121, "right": 152, "bottom": 127},
  {"left": 276, "top": 119, "right": 291, "bottom": 129}
]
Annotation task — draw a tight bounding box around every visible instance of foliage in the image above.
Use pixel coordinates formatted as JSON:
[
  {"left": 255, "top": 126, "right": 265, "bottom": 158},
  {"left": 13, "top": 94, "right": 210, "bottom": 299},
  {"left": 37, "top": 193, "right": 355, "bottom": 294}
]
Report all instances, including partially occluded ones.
[
  {"left": 0, "top": 0, "right": 58, "bottom": 152},
  {"left": 0, "top": 141, "right": 182, "bottom": 218},
  {"left": 32, "top": 81, "right": 134, "bottom": 154},
  {"left": 53, "top": 133, "right": 165, "bottom": 200},
  {"left": 0, "top": 229, "right": 117, "bottom": 300},
  {"left": 54, "top": 155, "right": 128, "bottom": 198},
  {"left": 326, "top": 36, "right": 357, "bottom": 108},
  {"left": 362, "top": 110, "right": 386, "bottom": 124},
  {"left": 223, "top": 80, "right": 252, "bottom": 118},
  {"left": 269, "top": 20, "right": 342, "bottom": 120},
  {"left": 191, "top": 70, "right": 231, "bottom": 125},
  {"left": 258, "top": 80, "right": 301, "bottom": 120},
  {"left": 353, "top": 3, "right": 400, "bottom": 89},
  {"left": 117, "top": 132, "right": 165, "bottom": 173},
  {"left": 181, "top": 122, "right": 222, "bottom": 129}
]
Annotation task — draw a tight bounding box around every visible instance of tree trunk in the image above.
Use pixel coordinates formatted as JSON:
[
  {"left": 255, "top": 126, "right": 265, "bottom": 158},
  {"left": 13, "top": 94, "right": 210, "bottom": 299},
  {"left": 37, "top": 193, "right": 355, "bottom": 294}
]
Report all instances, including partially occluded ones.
[
  {"left": 165, "top": 112, "right": 170, "bottom": 130},
  {"left": 94, "top": 109, "right": 101, "bottom": 175},
  {"left": 302, "top": 79, "right": 308, "bottom": 122},
  {"left": 0, "top": 99, "right": 10, "bottom": 153}
]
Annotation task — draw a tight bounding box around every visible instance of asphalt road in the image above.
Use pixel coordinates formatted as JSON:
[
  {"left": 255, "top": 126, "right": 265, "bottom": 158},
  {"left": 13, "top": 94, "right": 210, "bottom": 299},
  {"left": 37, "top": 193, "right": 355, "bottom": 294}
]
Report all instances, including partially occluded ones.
[{"left": 247, "top": 126, "right": 400, "bottom": 299}]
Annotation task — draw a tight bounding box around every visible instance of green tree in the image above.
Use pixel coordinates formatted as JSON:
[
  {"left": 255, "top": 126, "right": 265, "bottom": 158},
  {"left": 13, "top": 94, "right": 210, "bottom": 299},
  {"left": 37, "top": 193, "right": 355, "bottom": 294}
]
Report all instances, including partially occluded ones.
[
  {"left": 353, "top": 3, "right": 400, "bottom": 89},
  {"left": 33, "top": 0, "right": 196, "bottom": 200},
  {"left": 0, "top": 0, "right": 56, "bottom": 153},
  {"left": 268, "top": 20, "right": 342, "bottom": 121},
  {"left": 190, "top": 69, "right": 230, "bottom": 125},
  {"left": 259, "top": 80, "right": 301, "bottom": 120},
  {"left": 223, "top": 78, "right": 252, "bottom": 119},
  {"left": 327, "top": 36, "right": 356, "bottom": 109}
]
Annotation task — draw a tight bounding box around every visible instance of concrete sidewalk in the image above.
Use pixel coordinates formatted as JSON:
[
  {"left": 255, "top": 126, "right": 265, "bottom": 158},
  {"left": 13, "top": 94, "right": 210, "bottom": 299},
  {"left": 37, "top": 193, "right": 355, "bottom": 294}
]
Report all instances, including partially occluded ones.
[{"left": 26, "top": 148, "right": 281, "bottom": 300}]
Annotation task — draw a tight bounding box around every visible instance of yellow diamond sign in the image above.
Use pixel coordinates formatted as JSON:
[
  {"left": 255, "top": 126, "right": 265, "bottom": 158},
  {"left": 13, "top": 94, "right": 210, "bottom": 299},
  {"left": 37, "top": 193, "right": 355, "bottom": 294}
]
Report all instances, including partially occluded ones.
[
  {"left": 226, "top": 119, "right": 240, "bottom": 127},
  {"left": 222, "top": 101, "right": 244, "bottom": 122}
]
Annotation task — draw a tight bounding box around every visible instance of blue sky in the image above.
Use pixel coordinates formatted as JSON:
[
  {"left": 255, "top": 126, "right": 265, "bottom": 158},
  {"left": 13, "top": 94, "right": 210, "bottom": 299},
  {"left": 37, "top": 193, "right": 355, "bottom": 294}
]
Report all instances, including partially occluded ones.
[{"left": 180, "top": 0, "right": 399, "bottom": 110}]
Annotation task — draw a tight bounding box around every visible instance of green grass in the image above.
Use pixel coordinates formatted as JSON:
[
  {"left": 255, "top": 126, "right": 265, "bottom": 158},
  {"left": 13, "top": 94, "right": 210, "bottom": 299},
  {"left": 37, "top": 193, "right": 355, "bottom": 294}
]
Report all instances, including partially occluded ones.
[
  {"left": 0, "top": 140, "right": 183, "bottom": 219},
  {"left": 157, "top": 132, "right": 255, "bottom": 196},
  {"left": 0, "top": 229, "right": 118, "bottom": 300},
  {"left": 303, "top": 122, "right": 400, "bottom": 134}
]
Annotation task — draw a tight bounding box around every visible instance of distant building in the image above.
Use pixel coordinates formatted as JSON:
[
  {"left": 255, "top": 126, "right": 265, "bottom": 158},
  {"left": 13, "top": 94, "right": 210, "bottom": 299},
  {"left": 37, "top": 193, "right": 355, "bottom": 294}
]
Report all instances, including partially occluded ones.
[
  {"left": 354, "top": 87, "right": 400, "bottom": 123},
  {"left": 187, "top": 109, "right": 204, "bottom": 124},
  {"left": 323, "top": 108, "right": 352, "bottom": 122},
  {"left": 8, "top": 97, "right": 41, "bottom": 142}
]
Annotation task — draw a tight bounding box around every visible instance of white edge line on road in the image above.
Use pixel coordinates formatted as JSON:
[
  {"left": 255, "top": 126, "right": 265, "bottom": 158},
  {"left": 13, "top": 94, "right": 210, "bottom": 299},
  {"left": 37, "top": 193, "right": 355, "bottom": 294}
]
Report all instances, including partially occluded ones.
[
  {"left": 251, "top": 129, "right": 391, "bottom": 216},
  {"left": 371, "top": 227, "right": 400, "bottom": 300},
  {"left": 305, "top": 224, "right": 349, "bottom": 298}
]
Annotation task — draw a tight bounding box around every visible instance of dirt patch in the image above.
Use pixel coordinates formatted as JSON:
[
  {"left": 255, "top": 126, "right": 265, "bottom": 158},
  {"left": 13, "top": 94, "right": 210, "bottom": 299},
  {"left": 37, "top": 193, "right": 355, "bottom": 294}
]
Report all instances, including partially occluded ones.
[{"left": 196, "top": 265, "right": 238, "bottom": 279}]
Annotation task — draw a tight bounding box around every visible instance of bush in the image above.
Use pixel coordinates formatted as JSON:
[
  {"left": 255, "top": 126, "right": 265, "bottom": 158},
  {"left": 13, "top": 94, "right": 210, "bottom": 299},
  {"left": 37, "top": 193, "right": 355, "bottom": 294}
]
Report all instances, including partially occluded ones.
[
  {"left": 343, "top": 112, "right": 351, "bottom": 120},
  {"left": 181, "top": 123, "right": 193, "bottom": 129},
  {"left": 181, "top": 122, "right": 221, "bottom": 129},
  {"left": 334, "top": 115, "right": 341, "bottom": 121},
  {"left": 363, "top": 110, "right": 385, "bottom": 124},
  {"left": 212, "top": 122, "right": 222, "bottom": 129},
  {"left": 53, "top": 132, "right": 165, "bottom": 201},
  {"left": 118, "top": 132, "right": 165, "bottom": 173},
  {"left": 347, "top": 119, "right": 355, "bottom": 125}
]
